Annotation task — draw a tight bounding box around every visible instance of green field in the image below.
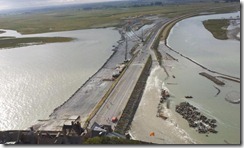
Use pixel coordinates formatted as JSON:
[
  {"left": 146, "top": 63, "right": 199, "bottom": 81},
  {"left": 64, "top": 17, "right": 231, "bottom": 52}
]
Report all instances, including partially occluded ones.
[
  {"left": 0, "top": 2, "right": 239, "bottom": 34},
  {"left": 203, "top": 19, "right": 230, "bottom": 40},
  {"left": 0, "top": 37, "right": 74, "bottom": 49}
]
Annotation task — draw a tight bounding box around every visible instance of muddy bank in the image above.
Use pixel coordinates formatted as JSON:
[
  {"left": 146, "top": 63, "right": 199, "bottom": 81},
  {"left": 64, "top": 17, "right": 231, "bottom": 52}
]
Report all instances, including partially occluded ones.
[{"left": 129, "top": 64, "right": 196, "bottom": 144}]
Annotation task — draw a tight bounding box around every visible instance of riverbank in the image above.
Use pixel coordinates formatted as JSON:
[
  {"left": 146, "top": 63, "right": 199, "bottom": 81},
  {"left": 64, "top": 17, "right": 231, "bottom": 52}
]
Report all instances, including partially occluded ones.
[
  {"left": 0, "top": 28, "right": 122, "bottom": 131},
  {"left": 129, "top": 11, "right": 240, "bottom": 144},
  {"left": 32, "top": 31, "right": 124, "bottom": 130},
  {"left": 129, "top": 14, "right": 198, "bottom": 144},
  {"left": 129, "top": 64, "right": 196, "bottom": 144},
  {"left": 163, "top": 12, "right": 240, "bottom": 144},
  {"left": 30, "top": 24, "right": 150, "bottom": 131},
  {"left": 29, "top": 13, "right": 161, "bottom": 131}
]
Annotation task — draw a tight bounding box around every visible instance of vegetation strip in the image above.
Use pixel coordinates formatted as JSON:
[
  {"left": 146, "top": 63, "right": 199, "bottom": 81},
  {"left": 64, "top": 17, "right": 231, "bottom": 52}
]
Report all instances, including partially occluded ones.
[
  {"left": 151, "top": 31, "right": 163, "bottom": 66},
  {"left": 0, "top": 37, "right": 74, "bottom": 49},
  {"left": 0, "top": 3, "right": 238, "bottom": 34},
  {"left": 0, "top": 36, "right": 16, "bottom": 40},
  {"left": 151, "top": 13, "right": 199, "bottom": 66},
  {"left": 115, "top": 55, "right": 152, "bottom": 135}
]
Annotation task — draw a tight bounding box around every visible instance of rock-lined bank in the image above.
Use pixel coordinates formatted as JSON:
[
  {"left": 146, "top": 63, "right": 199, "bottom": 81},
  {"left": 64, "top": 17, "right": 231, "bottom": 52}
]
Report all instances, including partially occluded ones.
[
  {"left": 176, "top": 102, "right": 218, "bottom": 134},
  {"left": 115, "top": 55, "right": 152, "bottom": 135}
]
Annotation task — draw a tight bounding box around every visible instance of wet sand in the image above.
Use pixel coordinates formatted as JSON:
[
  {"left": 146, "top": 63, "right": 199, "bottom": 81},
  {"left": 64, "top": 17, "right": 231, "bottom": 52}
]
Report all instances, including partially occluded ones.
[
  {"left": 129, "top": 12, "right": 240, "bottom": 144},
  {"left": 128, "top": 14, "right": 199, "bottom": 143},
  {"left": 129, "top": 63, "right": 196, "bottom": 144}
]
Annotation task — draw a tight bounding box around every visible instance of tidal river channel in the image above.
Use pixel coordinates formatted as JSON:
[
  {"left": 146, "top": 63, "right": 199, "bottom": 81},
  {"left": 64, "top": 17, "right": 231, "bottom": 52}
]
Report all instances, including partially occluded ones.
[
  {"left": 0, "top": 28, "right": 120, "bottom": 130},
  {"left": 164, "top": 11, "right": 240, "bottom": 144}
]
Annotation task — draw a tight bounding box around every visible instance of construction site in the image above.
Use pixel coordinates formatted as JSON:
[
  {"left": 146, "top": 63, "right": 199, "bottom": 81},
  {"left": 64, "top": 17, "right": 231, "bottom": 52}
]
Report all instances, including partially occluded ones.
[{"left": 0, "top": 1, "right": 240, "bottom": 144}]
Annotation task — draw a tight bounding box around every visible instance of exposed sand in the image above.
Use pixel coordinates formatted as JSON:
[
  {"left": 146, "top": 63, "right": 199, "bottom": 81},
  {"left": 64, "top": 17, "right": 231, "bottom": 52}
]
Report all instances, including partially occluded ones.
[
  {"left": 128, "top": 14, "right": 194, "bottom": 144},
  {"left": 129, "top": 59, "right": 196, "bottom": 144},
  {"left": 130, "top": 15, "right": 241, "bottom": 144},
  {"left": 129, "top": 16, "right": 199, "bottom": 144}
]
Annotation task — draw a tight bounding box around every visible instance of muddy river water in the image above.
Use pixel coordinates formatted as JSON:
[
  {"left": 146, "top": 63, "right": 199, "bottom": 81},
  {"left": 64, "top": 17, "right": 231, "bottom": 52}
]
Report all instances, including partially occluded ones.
[
  {"left": 165, "top": 11, "right": 240, "bottom": 144},
  {"left": 0, "top": 28, "right": 121, "bottom": 130},
  {"left": 130, "top": 11, "right": 240, "bottom": 144}
]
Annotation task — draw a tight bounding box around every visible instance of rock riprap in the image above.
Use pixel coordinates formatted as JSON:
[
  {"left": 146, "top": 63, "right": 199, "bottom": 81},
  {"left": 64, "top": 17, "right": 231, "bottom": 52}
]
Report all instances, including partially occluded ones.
[{"left": 176, "top": 102, "right": 218, "bottom": 134}]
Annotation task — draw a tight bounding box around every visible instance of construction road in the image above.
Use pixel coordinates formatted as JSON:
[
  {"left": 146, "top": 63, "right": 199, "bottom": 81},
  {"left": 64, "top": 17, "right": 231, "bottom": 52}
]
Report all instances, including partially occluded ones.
[{"left": 88, "top": 18, "right": 171, "bottom": 128}]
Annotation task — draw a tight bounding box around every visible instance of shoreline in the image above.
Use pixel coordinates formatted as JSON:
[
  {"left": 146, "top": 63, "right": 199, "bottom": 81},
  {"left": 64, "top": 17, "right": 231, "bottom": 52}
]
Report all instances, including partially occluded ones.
[
  {"left": 129, "top": 15, "right": 199, "bottom": 144},
  {"left": 0, "top": 2, "right": 241, "bottom": 144},
  {"left": 50, "top": 33, "right": 124, "bottom": 117},
  {"left": 50, "top": 30, "right": 124, "bottom": 115},
  {"left": 129, "top": 10, "right": 240, "bottom": 144},
  {"left": 0, "top": 27, "right": 126, "bottom": 131},
  {"left": 31, "top": 26, "right": 144, "bottom": 131},
  {"left": 161, "top": 12, "right": 240, "bottom": 143},
  {"left": 164, "top": 14, "right": 240, "bottom": 81}
]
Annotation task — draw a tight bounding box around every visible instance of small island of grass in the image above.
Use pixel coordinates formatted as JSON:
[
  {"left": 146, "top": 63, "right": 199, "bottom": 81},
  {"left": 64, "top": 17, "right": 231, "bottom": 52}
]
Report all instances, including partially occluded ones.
[
  {"left": 0, "top": 37, "right": 74, "bottom": 49},
  {"left": 203, "top": 19, "right": 229, "bottom": 40}
]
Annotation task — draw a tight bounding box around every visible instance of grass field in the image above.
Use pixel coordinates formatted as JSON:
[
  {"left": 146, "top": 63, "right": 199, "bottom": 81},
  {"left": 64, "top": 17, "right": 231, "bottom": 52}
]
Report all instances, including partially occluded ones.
[
  {"left": 0, "top": 37, "right": 74, "bottom": 49},
  {"left": 203, "top": 19, "right": 230, "bottom": 40},
  {"left": 0, "top": 2, "right": 239, "bottom": 34}
]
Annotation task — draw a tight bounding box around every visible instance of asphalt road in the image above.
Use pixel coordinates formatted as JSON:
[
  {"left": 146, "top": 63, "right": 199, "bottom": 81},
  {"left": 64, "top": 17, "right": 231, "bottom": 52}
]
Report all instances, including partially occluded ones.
[
  {"left": 89, "top": 58, "right": 147, "bottom": 127},
  {"left": 89, "top": 18, "right": 171, "bottom": 128}
]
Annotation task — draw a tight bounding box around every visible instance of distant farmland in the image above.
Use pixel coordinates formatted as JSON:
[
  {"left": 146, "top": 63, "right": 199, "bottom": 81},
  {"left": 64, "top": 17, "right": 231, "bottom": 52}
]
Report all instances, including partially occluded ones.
[{"left": 0, "top": 2, "right": 239, "bottom": 34}]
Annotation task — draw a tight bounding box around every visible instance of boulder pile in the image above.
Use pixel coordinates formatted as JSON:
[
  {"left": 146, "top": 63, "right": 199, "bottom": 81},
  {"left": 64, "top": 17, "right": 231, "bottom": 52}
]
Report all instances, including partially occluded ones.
[{"left": 175, "top": 102, "right": 218, "bottom": 134}]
